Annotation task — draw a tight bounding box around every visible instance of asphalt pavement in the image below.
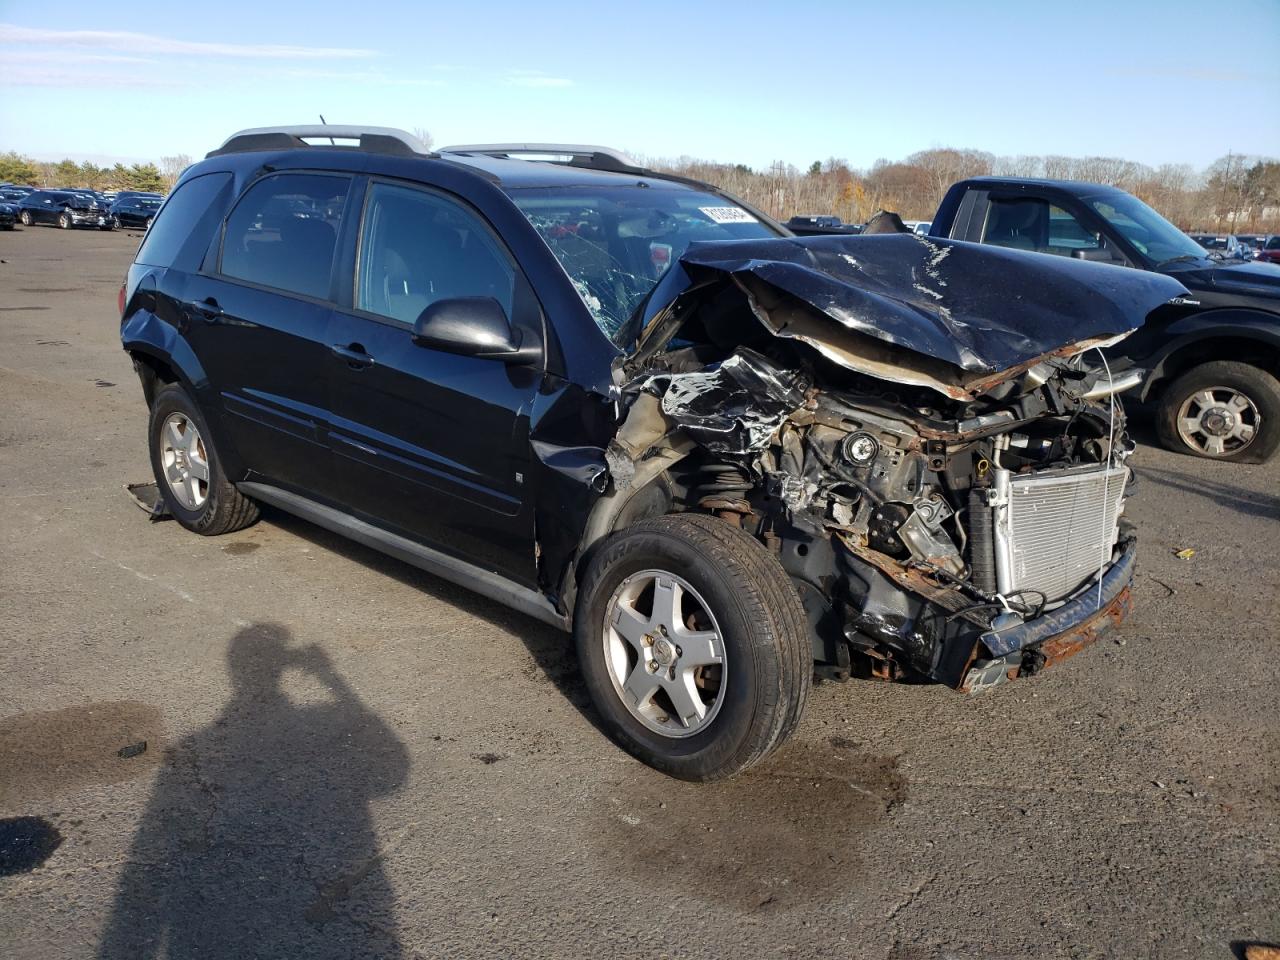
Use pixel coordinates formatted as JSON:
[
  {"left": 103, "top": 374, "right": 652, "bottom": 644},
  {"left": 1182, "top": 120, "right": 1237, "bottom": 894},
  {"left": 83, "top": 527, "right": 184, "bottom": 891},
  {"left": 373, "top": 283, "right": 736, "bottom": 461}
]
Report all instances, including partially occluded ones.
[{"left": 1, "top": 226, "right": 1276, "bottom": 959}]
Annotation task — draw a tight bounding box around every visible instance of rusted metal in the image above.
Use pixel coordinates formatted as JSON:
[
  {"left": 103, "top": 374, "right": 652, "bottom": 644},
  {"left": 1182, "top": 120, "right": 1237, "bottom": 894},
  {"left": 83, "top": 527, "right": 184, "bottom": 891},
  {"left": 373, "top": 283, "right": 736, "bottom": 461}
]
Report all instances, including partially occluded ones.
[
  {"left": 1029, "top": 585, "right": 1132, "bottom": 673},
  {"left": 834, "top": 532, "right": 990, "bottom": 626}
]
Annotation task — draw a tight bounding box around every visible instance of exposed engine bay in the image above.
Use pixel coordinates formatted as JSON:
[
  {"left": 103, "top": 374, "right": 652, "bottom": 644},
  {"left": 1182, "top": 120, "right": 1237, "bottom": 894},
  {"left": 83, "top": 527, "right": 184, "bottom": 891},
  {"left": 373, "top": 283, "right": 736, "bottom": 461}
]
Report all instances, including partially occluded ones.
[{"left": 587, "top": 233, "right": 1185, "bottom": 690}]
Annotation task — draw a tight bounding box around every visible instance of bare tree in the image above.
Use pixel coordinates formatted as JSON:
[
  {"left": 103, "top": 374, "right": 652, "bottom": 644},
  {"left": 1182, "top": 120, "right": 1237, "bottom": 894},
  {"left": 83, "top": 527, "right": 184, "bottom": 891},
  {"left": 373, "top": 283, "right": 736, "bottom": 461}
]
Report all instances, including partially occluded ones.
[
  {"left": 411, "top": 128, "right": 434, "bottom": 150},
  {"left": 160, "top": 155, "right": 193, "bottom": 192}
]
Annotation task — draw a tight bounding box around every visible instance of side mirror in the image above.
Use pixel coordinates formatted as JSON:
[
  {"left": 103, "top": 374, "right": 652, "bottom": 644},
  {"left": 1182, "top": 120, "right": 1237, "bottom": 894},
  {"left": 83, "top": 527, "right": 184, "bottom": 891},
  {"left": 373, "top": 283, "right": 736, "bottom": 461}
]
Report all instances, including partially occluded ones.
[{"left": 411, "top": 297, "right": 539, "bottom": 364}]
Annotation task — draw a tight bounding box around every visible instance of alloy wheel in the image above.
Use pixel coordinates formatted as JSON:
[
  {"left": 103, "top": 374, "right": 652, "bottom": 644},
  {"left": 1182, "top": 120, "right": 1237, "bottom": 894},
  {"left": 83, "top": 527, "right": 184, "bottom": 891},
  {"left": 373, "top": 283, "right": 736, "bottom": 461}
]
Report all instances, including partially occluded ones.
[
  {"left": 159, "top": 412, "right": 211, "bottom": 510},
  {"left": 602, "top": 569, "right": 726, "bottom": 738},
  {"left": 1176, "top": 386, "right": 1260, "bottom": 457}
]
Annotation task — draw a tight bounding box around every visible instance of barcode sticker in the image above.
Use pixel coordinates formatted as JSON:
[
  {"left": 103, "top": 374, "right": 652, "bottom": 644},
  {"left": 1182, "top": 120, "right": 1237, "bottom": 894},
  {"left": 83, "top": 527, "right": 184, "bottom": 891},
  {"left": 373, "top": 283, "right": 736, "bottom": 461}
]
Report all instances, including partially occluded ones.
[{"left": 699, "top": 206, "right": 757, "bottom": 224}]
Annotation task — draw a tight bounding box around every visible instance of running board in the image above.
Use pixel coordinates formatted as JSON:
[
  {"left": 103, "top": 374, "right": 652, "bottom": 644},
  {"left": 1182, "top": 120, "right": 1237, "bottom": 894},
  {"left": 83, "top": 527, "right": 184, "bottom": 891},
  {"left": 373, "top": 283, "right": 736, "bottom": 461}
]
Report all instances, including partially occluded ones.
[{"left": 238, "top": 482, "right": 570, "bottom": 631}]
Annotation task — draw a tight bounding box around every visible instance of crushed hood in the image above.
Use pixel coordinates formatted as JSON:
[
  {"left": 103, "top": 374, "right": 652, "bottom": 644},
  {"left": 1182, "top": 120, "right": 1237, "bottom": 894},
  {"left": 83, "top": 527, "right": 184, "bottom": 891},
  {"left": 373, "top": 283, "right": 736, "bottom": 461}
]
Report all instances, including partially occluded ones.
[{"left": 636, "top": 234, "right": 1188, "bottom": 399}]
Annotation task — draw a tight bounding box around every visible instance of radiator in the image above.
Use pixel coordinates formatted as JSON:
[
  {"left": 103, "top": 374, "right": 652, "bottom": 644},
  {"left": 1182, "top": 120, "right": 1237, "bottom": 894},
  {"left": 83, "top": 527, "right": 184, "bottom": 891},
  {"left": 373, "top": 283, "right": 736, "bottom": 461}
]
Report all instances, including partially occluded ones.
[{"left": 989, "top": 464, "right": 1127, "bottom": 604}]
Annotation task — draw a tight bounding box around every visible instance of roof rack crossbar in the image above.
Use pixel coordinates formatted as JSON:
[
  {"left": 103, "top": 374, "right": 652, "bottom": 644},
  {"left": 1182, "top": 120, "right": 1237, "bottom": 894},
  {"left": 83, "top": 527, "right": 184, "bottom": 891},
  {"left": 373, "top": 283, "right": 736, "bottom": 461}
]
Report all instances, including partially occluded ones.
[
  {"left": 438, "top": 143, "right": 642, "bottom": 173},
  {"left": 208, "top": 125, "right": 433, "bottom": 159}
]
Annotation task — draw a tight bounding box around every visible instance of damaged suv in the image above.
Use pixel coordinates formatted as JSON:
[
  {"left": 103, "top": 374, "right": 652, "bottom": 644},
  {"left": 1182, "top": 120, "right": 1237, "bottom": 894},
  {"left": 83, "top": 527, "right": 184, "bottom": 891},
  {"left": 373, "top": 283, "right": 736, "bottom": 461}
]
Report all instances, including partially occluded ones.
[{"left": 120, "top": 128, "right": 1186, "bottom": 780}]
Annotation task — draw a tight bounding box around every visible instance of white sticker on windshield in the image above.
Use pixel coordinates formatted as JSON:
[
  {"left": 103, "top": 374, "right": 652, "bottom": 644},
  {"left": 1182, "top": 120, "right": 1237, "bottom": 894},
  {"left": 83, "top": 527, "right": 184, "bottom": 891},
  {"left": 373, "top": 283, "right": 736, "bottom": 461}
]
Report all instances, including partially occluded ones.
[{"left": 699, "top": 206, "right": 758, "bottom": 224}]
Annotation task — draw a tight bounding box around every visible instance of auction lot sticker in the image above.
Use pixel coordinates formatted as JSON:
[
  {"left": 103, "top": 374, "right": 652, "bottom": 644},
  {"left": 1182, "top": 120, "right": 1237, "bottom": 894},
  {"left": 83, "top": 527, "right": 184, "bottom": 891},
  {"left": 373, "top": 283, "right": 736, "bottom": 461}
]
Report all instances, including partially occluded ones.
[{"left": 699, "top": 206, "right": 758, "bottom": 224}]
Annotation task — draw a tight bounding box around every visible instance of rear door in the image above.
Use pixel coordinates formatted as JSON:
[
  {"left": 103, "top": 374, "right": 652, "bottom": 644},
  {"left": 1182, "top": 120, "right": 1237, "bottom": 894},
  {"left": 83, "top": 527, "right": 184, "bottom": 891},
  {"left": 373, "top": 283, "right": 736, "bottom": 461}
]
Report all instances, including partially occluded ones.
[
  {"left": 178, "top": 171, "right": 351, "bottom": 501},
  {"left": 325, "top": 179, "right": 542, "bottom": 583}
]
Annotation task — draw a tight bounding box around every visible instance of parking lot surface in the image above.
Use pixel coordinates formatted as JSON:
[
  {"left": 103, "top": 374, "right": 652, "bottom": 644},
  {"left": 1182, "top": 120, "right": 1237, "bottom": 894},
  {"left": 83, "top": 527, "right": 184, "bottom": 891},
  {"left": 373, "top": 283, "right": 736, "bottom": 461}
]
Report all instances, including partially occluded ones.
[{"left": 1, "top": 227, "right": 1277, "bottom": 959}]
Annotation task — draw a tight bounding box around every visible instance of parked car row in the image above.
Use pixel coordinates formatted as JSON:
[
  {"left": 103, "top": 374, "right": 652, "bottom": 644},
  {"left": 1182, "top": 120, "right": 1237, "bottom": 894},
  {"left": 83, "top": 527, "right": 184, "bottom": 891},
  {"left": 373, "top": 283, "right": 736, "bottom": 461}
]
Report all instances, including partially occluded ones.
[
  {"left": 1189, "top": 232, "right": 1278, "bottom": 261},
  {"left": 0, "top": 183, "right": 164, "bottom": 231}
]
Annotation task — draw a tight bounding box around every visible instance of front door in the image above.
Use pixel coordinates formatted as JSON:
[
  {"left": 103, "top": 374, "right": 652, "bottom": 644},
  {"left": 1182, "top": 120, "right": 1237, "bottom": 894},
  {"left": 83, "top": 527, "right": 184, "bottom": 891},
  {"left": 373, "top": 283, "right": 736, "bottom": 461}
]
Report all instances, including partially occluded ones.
[{"left": 326, "top": 180, "right": 541, "bottom": 584}]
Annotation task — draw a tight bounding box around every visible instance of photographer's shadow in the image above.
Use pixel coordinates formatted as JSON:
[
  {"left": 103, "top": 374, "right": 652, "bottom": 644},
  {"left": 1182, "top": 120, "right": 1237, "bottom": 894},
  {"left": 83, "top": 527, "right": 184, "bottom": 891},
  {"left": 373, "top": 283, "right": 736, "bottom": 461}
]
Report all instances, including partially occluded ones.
[{"left": 98, "top": 623, "right": 409, "bottom": 959}]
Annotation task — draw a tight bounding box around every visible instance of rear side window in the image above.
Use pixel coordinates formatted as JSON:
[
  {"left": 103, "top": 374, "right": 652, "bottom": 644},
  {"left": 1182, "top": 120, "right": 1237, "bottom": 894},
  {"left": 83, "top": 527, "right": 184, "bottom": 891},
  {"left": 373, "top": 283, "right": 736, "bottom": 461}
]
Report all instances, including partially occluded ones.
[
  {"left": 136, "top": 173, "right": 233, "bottom": 269},
  {"left": 220, "top": 173, "right": 350, "bottom": 300}
]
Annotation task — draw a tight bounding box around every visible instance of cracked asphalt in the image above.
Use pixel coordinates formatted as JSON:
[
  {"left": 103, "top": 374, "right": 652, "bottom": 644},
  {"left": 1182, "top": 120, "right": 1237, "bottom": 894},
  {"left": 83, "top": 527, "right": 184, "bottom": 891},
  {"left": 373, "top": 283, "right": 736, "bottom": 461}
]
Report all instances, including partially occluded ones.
[{"left": 1, "top": 227, "right": 1277, "bottom": 959}]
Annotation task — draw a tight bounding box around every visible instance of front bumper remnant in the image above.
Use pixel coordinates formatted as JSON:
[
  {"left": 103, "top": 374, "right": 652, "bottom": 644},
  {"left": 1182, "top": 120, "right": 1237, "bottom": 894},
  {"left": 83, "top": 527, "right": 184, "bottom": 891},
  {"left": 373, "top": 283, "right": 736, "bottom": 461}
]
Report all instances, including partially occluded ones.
[{"left": 960, "top": 537, "right": 1136, "bottom": 693}]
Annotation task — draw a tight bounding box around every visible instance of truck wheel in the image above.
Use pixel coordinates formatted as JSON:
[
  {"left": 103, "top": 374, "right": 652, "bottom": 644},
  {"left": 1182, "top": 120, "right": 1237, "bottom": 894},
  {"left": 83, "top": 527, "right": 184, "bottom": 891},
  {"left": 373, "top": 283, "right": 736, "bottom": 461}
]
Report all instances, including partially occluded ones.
[
  {"left": 574, "top": 513, "right": 810, "bottom": 781},
  {"left": 1156, "top": 361, "right": 1280, "bottom": 463},
  {"left": 148, "top": 383, "right": 260, "bottom": 535}
]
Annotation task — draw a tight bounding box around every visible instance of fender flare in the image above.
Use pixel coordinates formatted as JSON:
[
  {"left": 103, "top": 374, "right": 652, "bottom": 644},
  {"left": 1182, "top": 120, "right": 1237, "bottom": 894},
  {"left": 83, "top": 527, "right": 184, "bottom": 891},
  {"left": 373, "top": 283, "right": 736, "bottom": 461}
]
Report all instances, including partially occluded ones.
[{"left": 1139, "top": 309, "right": 1280, "bottom": 400}]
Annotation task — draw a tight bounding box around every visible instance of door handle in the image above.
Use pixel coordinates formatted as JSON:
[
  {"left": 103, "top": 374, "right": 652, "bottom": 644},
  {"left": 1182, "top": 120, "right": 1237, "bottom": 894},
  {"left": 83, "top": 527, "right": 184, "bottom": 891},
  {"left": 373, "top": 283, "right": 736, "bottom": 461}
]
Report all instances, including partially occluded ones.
[
  {"left": 331, "top": 343, "right": 375, "bottom": 369},
  {"left": 183, "top": 298, "right": 225, "bottom": 322}
]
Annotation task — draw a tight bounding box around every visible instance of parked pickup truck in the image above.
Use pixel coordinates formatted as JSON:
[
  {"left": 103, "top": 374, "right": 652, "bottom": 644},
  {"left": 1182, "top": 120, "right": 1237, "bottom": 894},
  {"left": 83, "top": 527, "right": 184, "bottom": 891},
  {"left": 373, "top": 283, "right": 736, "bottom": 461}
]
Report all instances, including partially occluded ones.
[{"left": 929, "top": 177, "right": 1280, "bottom": 463}]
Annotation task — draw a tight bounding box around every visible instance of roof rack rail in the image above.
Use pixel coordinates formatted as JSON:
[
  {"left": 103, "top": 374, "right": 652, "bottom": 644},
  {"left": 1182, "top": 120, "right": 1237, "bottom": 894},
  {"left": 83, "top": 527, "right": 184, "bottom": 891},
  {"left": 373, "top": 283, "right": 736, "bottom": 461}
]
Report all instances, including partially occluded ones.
[
  {"left": 438, "top": 143, "right": 643, "bottom": 174},
  {"left": 208, "top": 125, "right": 433, "bottom": 159}
]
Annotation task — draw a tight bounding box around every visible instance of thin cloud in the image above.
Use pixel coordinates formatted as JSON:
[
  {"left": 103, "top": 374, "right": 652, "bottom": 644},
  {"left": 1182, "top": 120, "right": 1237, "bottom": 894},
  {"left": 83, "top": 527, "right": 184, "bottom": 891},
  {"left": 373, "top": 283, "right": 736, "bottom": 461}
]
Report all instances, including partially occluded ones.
[
  {"left": 0, "top": 24, "right": 377, "bottom": 59},
  {"left": 6, "top": 50, "right": 157, "bottom": 64},
  {"left": 505, "top": 71, "right": 572, "bottom": 88},
  {"left": 2, "top": 65, "right": 190, "bottom": 88}
]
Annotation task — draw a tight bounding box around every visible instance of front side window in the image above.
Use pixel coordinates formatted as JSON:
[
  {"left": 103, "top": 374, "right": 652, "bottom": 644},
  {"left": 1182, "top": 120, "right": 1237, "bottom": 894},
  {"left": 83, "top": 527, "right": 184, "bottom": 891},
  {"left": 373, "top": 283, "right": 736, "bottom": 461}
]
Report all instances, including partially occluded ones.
[
  {"left": 982, "top": 198, "right": 1101, "bottom": 256},
  {"left": 356, "top": 182, "right": 515, "bottom": 324},
  {"left": 220, "top": 173, "right": 349, "bottom": 300},
  {"left": 509, "top": 186, "right": 778, "bottom": 342}
]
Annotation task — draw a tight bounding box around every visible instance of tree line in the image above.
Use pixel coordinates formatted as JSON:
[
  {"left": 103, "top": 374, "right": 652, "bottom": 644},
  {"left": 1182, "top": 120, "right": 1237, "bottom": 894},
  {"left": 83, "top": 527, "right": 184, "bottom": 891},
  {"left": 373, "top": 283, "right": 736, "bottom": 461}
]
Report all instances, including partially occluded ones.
[
  {"left": 0, "top": 151, "right": 194, "bottom": 194},
  {"left": 3, "top": 144, "right": 1277, "bottom": 232},
  {"left": 644, "top": 149, "right": 1280, "bottom": 232}
]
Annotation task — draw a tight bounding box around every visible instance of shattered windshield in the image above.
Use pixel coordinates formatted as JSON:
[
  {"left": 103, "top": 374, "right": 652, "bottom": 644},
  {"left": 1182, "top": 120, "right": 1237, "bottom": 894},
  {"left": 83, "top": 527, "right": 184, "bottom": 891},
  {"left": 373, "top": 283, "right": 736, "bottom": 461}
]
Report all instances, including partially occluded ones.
[{"left": 510, "top": 186, "right": 778, "bottom": 344}]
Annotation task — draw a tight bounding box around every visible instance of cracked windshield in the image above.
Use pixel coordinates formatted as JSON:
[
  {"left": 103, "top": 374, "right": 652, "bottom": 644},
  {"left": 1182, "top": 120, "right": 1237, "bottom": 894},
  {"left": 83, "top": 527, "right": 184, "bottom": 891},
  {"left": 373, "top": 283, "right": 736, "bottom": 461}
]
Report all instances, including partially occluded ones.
[{"left": 511, "top": 186, "right": 778, "bottom": 344}]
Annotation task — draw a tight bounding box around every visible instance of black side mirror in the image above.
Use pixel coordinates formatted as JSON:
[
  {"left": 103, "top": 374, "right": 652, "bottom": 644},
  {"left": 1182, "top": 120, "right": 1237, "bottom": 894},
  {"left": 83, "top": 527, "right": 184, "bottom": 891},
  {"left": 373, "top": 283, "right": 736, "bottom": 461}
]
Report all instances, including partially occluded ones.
[{"left": 412, "top": 297, "right": 539, "bottom": 364}]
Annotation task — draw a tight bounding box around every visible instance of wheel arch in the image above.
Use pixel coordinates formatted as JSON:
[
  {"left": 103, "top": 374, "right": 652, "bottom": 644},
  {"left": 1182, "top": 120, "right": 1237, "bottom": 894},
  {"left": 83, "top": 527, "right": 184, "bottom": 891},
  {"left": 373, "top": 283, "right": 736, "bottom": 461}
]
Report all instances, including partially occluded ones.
[
  {"left": 124, "top": 336, "right": 248, "bottom": 482},
  {"left": 1140, "top": 311, "right": 1280, "bottom": 400}
]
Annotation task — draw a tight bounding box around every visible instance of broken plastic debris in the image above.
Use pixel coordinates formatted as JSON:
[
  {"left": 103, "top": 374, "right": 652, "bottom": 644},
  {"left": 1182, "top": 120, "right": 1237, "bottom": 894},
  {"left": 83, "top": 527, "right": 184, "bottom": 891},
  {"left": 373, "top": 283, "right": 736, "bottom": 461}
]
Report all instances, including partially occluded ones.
[
  {"left": 124, "top": 482, "right": 171, "bottom": 522},
  {"left": 1173, "top": 548, "right": 1195, "bottom": 560},
  {"left": 117, "top": 741, "right": 147, "bottom": 759}
]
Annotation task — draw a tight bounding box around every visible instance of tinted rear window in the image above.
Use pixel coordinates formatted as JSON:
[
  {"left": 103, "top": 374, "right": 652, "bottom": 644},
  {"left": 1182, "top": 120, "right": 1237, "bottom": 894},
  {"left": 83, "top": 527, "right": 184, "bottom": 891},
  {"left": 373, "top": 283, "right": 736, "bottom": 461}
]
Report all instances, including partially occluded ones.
[
  {"left": 136, "top": 173, "right": 234, "bottom": 269},
  {"left": 219, "top": 173, "right": 350, "bottom": 300}
]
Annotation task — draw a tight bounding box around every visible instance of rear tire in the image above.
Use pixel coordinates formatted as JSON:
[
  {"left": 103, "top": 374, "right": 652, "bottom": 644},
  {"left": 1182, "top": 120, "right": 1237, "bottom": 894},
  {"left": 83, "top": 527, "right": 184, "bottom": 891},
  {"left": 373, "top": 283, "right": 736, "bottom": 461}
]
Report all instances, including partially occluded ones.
[
  {"left": 574, "top": 512, "right": 810, "bottom": 781},
  {"left": 1156, "top": 361, "right": 1280, "bottom": 463},
  {"left": 148, "top": 383, "right": 259, "bottom": 535}
]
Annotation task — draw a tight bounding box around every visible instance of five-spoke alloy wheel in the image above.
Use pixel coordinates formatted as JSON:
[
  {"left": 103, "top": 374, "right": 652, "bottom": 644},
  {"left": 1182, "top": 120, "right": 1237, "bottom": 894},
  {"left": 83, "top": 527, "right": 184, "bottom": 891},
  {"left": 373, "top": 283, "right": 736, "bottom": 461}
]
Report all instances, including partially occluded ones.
[
  {"left": 603, "top": 569, "right": 727, "bottom": 737},
  {"left": 575, "top": 513, "right": 810, "bottom": 781},
  {"left": 148, "top": 383, "right": 259, "bottom": 535},
  {"left": 159, "top": 412, "right": 211, "bottom": 511}
]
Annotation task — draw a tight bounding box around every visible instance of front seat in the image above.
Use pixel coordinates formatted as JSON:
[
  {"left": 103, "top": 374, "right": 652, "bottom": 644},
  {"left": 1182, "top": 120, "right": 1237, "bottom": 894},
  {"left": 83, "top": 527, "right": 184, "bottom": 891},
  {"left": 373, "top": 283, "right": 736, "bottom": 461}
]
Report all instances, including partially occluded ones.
[{"left": 984, "top": 200, "right": 1043, "bottom": 251}]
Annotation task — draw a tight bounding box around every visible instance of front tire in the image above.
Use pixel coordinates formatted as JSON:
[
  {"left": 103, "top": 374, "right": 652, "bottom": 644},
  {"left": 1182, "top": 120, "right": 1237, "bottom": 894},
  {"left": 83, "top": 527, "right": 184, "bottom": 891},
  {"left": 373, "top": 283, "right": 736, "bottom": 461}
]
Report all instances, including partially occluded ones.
[
  {"left": 58, "top": 212, "right": 71, "bottom": 229},
  {"left": 19, "top": 210, "right": 31, "bottom": 226},
  {"left": 574, "top": 513, "right": 810, "bottom": 781},
  {"left": 148, "top": 383, "right": 259, "bottom": 535},
  {"left": 1156, "top": 361, "right": 1280, "bottom": 463}
]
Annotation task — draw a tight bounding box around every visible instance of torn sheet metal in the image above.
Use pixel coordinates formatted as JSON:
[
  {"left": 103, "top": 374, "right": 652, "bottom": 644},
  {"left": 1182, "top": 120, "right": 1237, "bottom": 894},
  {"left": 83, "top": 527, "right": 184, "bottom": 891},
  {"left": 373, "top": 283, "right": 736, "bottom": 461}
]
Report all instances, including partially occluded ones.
[
  {"left": 642, "top": 234, "right": 1187, "bottom": 397},
  {"left": 642, "top": 350, "right": 806, "bottom": 455}
]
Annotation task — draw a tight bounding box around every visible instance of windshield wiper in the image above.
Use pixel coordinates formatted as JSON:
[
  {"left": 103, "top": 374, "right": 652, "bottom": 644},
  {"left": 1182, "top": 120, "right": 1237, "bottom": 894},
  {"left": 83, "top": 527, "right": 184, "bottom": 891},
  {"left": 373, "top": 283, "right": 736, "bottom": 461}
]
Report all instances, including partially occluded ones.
[{"left": 1157, "top": 254, "right": 1203, "bottom": 267}]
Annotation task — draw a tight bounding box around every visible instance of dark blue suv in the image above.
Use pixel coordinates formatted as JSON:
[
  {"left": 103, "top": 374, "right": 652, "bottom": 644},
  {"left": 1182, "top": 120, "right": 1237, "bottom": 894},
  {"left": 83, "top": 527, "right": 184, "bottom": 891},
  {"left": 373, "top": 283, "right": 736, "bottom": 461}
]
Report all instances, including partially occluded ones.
[{"left": 121, "top": 126, "right": 1184, "bottom": 779}]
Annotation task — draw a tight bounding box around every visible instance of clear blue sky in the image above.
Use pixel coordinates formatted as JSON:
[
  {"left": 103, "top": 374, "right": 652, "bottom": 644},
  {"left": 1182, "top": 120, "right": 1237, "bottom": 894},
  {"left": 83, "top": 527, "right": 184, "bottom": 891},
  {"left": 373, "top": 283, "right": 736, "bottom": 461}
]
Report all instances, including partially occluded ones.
[{"left": 2, "top": 0, "right": 1278, "bottom": 171}]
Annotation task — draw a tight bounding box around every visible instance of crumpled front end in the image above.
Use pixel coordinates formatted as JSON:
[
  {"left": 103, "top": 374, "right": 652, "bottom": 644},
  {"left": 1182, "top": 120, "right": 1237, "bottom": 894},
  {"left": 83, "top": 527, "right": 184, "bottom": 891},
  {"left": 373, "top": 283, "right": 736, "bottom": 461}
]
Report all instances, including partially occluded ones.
[{"left": 596, "top": 234, "right": 1187, "bottom": 689}]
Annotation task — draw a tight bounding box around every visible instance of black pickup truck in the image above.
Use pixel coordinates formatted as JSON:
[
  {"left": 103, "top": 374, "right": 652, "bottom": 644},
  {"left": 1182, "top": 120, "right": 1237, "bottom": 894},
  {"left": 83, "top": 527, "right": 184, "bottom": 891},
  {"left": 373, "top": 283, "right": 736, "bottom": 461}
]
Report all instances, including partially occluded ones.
[{"left": 929, "top": 177, "right": 1280, "bottom": 463}]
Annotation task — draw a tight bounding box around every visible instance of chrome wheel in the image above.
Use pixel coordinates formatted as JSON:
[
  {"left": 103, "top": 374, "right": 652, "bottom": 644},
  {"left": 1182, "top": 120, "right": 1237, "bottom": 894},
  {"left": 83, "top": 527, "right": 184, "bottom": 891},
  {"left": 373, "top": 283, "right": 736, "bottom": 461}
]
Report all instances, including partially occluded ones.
[
  {"left": 603, "top": 569, "right": 726, "bottom": 738},
  {"left": 160, "top": 412, "right": 210, "bottom": 510},
  {"left": 58, "top": 212, "right": 70, "bottom": 229},
  {"left": 19, "top": 211, "right": 30, "bottom": 226},
  {"left": 1176, "top": 386, "right": 1259, "bottom": 457}
]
